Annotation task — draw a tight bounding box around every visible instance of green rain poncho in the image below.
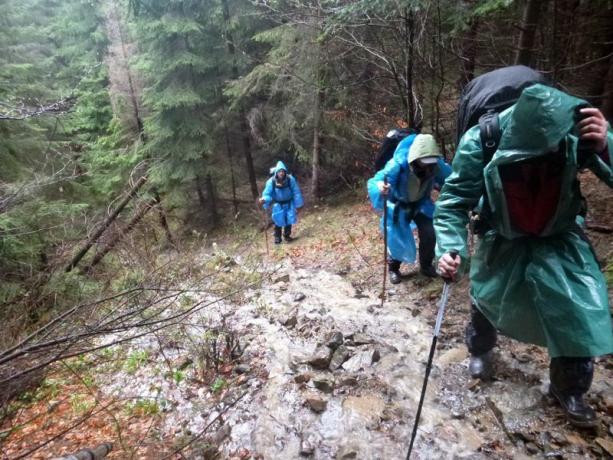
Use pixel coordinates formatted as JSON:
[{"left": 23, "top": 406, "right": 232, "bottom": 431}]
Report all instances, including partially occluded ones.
[{"left": 434, "top": 84, "right": 613, "bottom": 358}]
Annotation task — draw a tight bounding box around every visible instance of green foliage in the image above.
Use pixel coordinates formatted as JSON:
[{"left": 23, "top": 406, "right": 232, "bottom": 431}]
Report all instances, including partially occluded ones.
[
  {"left": 211, "top": 376, "right": 227, "bottom": 393},
  {"left": 125, "top": 349, "right": 149, "bottom": 374},
  {"left": 125, "top": 398, "right": 160, "bottom": 416}
]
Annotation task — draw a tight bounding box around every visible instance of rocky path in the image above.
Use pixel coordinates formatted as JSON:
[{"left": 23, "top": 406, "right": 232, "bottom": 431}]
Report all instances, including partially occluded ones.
[{"left": 94, "top": 254, "right": 613, "bottom": 459}]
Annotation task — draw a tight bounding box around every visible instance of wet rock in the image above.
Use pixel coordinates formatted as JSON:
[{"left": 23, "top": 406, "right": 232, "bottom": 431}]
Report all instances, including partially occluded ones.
[
  {"left": 547, "top": 431, "right": 566, "bottom": 446},
  {"left": 329, "top": 345, "right": 351, "bottom": 370},
  {"left": 343, "top": 395, "right": 385, "bottom": 423},
  {"left": 326, "top": 331, "right": 344, "bottom": 350},
  {"left": 234, "top": 364, "right": 251, "bottom": 374},
  {"left": 451, "top": 410, "right": 465, "bottom": 419},
  {"left": 280, "top": 312, "right": 298, "bottom": 328},
  {"left": 313, "top": 378, "right": 334, "bottom": 394},
  {"left": 347, "top": 333, "right": 372, "bottom": 346},
  {"left": 294, "top": 292, "right": 306, "bottom": 302},
  {"left": 294, "top": 372, "right": 312, "bottom": 384},
  {"left": 210, "top": 423, "right": 231, "bottom": 444},
  {"left": 274, "top": 274, "right": 290, "bottom": 283},
  {"left": 601, "top": 393, "right": 613, "bottom": 416},
  {"left": 305, "top": 395, "right": 327, "bottom": 413},
  {"left": 341, "top": 349, "right": 380, "bottom": 372},
  {"left": 526, "top": 442, "right": 540, "bottom": 454},
  {"left": 338, "top": 376, "right": 358, "bottom": 387},
  {"left": 178, "top": 357, "right": 193, "bottom": 370},
  {"left": 300, "top": 438, "right": 315, "bottom": 457},
  {"left": 595, "top": 437, "right": 613, "bottom": 457},
  {"left": 438, "top": 347, "right": 469, "bottom": 366},
  {"left": 338, "top": 448, "right": 357, "bottom": 459},
  {"left": 307, "top": 346, "right": 333, "bottom": 369}
]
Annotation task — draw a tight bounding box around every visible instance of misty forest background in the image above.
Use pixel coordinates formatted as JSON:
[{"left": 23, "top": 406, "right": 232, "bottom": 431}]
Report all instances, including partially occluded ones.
[{"left": 1, "top": 0, "right": 613, "bottom": 413}]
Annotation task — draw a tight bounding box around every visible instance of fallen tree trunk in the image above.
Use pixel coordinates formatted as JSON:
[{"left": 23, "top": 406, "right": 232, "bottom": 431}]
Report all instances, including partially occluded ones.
[
  {"left": 51, "top": 443, "right": 113, "bottom": 460},
  {"left": 86, "top": 196, "right": 157, "bottom": 271},
  {"left": 65, "top": 176, "right": 147, "bottom": 272}
]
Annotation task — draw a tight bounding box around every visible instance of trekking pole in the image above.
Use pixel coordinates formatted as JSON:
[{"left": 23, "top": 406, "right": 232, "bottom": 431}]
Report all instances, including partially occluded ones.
[
  {"left": 380, "top": 175, "right": 389, "bottom": 307},
  {"left": 256, "top": 199, "right": 269, "bottom": 256},
  {"left": 406, "top": 252, "right": 458, "bottom": 459}
]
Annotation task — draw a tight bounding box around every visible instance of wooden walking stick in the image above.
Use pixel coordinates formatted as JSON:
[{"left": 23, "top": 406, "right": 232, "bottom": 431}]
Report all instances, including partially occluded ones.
[
  {"left": 380, "top": 175, "right": 389, "bottom": 307},
  {"left": 256, "top": 198, "right": 269, "bottom": 256}
]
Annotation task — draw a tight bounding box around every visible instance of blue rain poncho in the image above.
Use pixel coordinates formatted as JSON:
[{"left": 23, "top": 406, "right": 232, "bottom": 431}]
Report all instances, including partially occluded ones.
[
  {"left": 434, "top": 84, "right": 613, "bottom": 358},
  {"left": 261, "top": 161, "right": 304, "bottom": 227},
  {"left": 368, "top": 135, "right": 452, "bottom": 263}
]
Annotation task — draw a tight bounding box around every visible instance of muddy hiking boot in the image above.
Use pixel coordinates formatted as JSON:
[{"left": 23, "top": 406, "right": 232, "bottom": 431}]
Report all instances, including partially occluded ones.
[
  {"left": 283, "top": 225, "right": 293, "bottom": 242},
  {"left": 549, "top": 357, "right": 598, "bottom": 428},
  {"left": 419, "top": 264, "right": 438, "bottom": 278},
  {"left": 389, "top": 270, "right": 401, "bottom": 284},
  {"left": 388, "top": 259, "right": 402, "bottom": 284},
  {"left": 274, "top": 226, "right": 284, "bottom": 244},
  {"left": 468, "top": 351, "right": 494, "bottom": 380}
]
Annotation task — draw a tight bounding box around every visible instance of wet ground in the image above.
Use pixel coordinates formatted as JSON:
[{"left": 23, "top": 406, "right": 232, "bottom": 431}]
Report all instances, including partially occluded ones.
[
  {"left": 91, "top": 253, "right": 612, "bottom": 459},
  {"left": 2, "top": 174, "right": 612, "bottom": 459}
]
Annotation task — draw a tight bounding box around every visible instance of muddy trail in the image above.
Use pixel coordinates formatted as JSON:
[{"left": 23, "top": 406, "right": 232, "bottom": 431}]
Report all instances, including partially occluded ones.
[
  {"left": 86, "top": 256, "right": 612, "bottom": 459},
  {"left": 2, "top": 181, "right": 612, "bottom": 459}
]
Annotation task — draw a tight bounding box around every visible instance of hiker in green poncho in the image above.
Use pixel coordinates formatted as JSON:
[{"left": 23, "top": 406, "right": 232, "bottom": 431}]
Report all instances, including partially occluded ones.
[{"left": 435, "top": 83, "right": 613, "bottom": 428}]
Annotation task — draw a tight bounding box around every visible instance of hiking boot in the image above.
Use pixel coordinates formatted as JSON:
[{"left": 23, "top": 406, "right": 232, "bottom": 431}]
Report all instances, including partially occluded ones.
[
  {"left": 420, "top": 264, "right": 438, "bottom": 278},
  {"left": 549, "top": 386, "right": 598, "bottom": 428},
  {"left": 284, "top": 235, "right": 294, "bottom": 243},
  {"left": 389, "top": 270, "right": 401, "bottom": 284},
  {"left": 468, "top": 351, "right": 494, "bottom": 380},
  {"left": 549, "top": 357, "right": 598, "bottom": 428},
  {"left": 274, "top": 237, "right": 282, "bottom": 245}
]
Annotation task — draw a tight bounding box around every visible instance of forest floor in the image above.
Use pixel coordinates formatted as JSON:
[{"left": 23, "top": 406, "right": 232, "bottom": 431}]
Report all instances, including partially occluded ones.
[{"left": 1, "top": 173, "right": 612, "bottom": 460}]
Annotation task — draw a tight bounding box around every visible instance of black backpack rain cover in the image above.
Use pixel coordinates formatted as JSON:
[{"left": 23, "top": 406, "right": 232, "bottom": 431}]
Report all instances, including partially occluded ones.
[{"left": 456, "top": 65, "right": 545, "bottom": 144}]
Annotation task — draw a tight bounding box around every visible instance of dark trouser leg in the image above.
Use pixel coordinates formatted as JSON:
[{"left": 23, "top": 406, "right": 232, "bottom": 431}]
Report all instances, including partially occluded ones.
[
  {"left": 283, "top": 225, "right": 292, "bottom": 239},
  {"left": 274, "top": 226, "right": 282, "bottom": 244},
  {"left": 413, "top": 213, "right": 436, "bottom": 276},
  {"left": 387, "top": 258, "right": 401, "bottom": 284},
  {"left": 465, "top": 301, "right": 497, "bottom": 379},
  {"left": 549, "top": 357, "right": 597, "bottom": 427},
  {"left": 465, "top": 301, "right": 497, "bottom": 355}
]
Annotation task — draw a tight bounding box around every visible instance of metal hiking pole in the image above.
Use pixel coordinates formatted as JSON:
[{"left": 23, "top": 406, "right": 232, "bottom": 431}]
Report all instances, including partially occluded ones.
[
  {"left": 406, "top": 252, "right": 458, "bottom": 459},
  {"left": 380, "top": 175, "right": 389, "bottom": 307}
]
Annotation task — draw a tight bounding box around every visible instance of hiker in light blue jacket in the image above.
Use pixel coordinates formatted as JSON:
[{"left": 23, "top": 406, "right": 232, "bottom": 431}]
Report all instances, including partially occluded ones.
[
  {"left": 259, "top": 161, "right": 304, "bottom": 244},
  {"left": 368, "top": 134, "right": 451, "bottom": 282}
]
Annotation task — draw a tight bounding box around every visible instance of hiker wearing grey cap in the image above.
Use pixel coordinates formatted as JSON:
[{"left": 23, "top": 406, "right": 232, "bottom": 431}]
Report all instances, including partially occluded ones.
[{"left": 367, "top": 133, "right": 452, "bottom": 283}]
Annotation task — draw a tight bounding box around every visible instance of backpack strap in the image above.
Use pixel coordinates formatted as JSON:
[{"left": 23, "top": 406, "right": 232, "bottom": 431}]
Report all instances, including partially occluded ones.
[
  {"left": 471, "top": 110, "right": 501, "bottom": 235},
  {"left": 478, "top": 109, "right": 501, "bottom": 164}
]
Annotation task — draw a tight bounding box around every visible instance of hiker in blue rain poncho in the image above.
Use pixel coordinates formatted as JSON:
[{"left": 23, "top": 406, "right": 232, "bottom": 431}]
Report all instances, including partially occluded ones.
[
  {"left": 259, "top": 161, "right": 304, "bottom": 244},
  {"left": 436, "top": 84, "right": 613, "bottom": 428},
  {"left": 368, "top": 134, "right": 452, "bottom": 283}
]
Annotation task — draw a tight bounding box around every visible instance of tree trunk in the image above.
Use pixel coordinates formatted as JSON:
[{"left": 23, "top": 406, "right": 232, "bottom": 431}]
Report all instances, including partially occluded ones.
[
  {"left": 458, "top": 17, "right": 479, "bottom": 90},
  {"left": 405, "top": 8, "right": 416, "bottom": 128},
  {"left": 107, "top": 0, "right": 144, "bottom": 140},
  {"left": 196, "top": 177, "right": 206, "bottom": 210},
  {"left": 311, "top": 36, "right": 324, "bottom": 200},
  {"left": 514, "top": 0, "right": 542, "bottom": 66},
  {"left": 65, "top": 176, "right": 147, "bottom": 272},
  {"left": 223, "top": 122, "right": 239, "bottom": 217},
  {"left": 86, "top": 196, "right": 158, "bottom": 270},
  {"left": 600, "top": 57, "right": 613, "bottom": 122},
  {"left": 221, "top": 0, "right": 258, "bottom": 200},
  {"left": 311, "top": 89, "right": 323, "bottom": 200},
  {"left": 205, "top": 174, "right": 219, "bottom": 227},
  {"left": 585, "top": 7, "right": 613, "bottom": 114},
  {"left": 154, "top": 192, "right": 174, "bottom": 246}
]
